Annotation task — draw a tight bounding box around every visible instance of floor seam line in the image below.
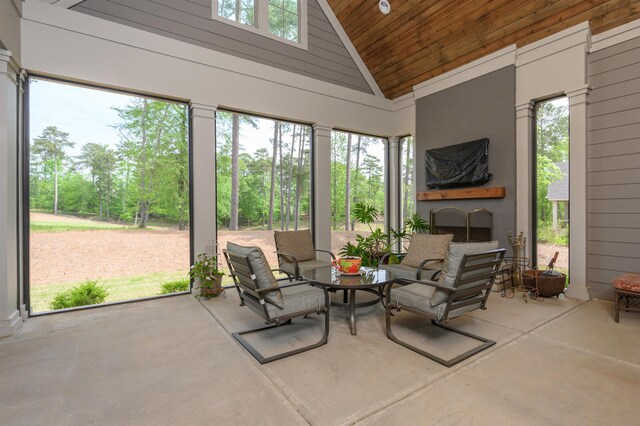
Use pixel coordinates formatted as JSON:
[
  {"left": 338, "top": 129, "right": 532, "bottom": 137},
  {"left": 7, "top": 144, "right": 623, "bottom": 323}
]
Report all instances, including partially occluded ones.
[
  {"left": 196, "top": 296, "right": 313, "bottom": 426},
  {"left": 352, "top": 300, "right": 587, "bottom": 425}
]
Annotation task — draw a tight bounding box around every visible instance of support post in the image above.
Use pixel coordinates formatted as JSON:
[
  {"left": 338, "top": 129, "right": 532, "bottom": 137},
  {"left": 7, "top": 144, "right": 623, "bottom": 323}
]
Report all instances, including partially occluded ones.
[
  {"left": 388, "top": 136, "right": 399, "bottom": 244},
  {"left": 190, "top": 103, "right": 217, "bottom": 293},
  {"left": 515, "top": 101, "right": 535, "bottom": 261},
  {"left": 565, "top": 87, "right": 591, "bottom": 300},
  {"left": 313, "top": 124, "right": 332, "bottom": 257},
  {"left": 0, "top": 49, "right": 22, "bottom": 336}
]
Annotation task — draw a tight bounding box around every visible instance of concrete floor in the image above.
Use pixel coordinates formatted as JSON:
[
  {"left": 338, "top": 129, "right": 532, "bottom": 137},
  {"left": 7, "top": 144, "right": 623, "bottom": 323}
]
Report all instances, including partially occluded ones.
[{"left": 1, "top": 289, "right": 639, "bottom": 425}]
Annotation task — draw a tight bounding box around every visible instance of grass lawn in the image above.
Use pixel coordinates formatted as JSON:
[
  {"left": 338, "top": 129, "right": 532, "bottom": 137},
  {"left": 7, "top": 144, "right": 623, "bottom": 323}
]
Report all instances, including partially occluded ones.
[
  {"left": 30, "top": 222, "right": 129, "bottom": 233},
  {"left": 30, "top": 271, "right": 190, "bottom": 313}
]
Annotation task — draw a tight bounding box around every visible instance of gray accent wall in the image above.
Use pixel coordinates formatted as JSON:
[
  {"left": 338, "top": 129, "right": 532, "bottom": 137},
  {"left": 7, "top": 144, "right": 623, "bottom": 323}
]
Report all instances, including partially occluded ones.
[
  {"left": 415, "top": 66, "right": 516, "bottom": 251},
  {"left": 71, "top": 0, "right": 374, "bottom": 94},
  {"left": 587, "top": 36, "right": 640, "bottom": 300}
]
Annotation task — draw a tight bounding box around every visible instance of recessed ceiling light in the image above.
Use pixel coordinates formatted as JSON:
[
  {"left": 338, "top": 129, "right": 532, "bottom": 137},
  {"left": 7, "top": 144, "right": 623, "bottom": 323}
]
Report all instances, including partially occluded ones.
[{"left": 379, "top": 0, "right": 391, "bottom": 15}]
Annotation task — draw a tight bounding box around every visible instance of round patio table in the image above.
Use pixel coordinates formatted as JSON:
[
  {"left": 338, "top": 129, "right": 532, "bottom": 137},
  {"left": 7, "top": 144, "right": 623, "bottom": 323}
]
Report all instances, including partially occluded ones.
[{"left": 304, "top": 266, "right": 395, "bottom": 336}]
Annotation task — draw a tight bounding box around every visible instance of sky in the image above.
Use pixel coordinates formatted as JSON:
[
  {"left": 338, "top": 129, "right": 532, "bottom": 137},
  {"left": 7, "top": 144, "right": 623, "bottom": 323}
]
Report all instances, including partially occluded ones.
[
  {"left": 29, "top": 77, "right": 386, "bottom": 164},
  {"left": 29, "top": 78, "right": 134, "bottom": 157}
]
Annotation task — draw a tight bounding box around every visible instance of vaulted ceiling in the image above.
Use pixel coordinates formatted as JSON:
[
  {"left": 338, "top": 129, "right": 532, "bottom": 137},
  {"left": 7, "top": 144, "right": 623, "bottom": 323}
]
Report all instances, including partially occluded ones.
[{"left": 327, "top": 0, "right": 640, "bottom": 99}]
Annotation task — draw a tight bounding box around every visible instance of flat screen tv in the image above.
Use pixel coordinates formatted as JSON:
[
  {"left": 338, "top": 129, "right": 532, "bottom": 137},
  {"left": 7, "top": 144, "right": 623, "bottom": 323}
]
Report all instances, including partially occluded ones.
[{"left": 425, "top": 138, "right": 492, "bottom": 189}]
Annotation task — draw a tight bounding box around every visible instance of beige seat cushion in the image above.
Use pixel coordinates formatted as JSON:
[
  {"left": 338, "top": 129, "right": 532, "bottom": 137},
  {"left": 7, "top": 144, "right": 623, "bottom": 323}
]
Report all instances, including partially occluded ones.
[
  {"left": 227, "top": 242, "right": 284, "bottom": 308},
  {"left": 401, "top": 233, "right": 453, "bottom": 271},
  {"left": 431, "top": 240, "right": 499, "bottom": 307},
  {"left": 274, "top": 229, "right": 316, "bottom": 263}
]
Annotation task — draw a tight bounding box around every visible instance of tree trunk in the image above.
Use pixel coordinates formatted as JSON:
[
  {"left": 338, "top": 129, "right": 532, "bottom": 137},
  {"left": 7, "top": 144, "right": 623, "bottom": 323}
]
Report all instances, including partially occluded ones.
[
  {"left": 138, "top": 100, "right": 149, "bottom": 228},
  {"left": 332, "top": 142, "right": 337, "bottom": 230},
  {"left": 99, "top": 199, "right": 103, "bottom": 221},
  {"left": 53, "top": 159, "right": 59, "bottom": 215},
  {"left": 285, "top": 125, "right": 297, "bottom": 230},
  {"left": 345, "top": 133, "right": 352, "bottom": 231},
  {"left": 403, "top": 138, "right": 411, "bottom": 221},
  {"left": 267, "top": 122, "right": 278, "bottom": 230},
  {"left": 278, "top": 124, "right": 285, "bottom": 231},
  {"left": 294, "top": 128, "right": 305, "bottom": 229},
  {"left": 229, "top": 113, "right": 240, "bottom": 231},
  {"left": 351, "top": 136, "right": 362, "bottom": 230}
]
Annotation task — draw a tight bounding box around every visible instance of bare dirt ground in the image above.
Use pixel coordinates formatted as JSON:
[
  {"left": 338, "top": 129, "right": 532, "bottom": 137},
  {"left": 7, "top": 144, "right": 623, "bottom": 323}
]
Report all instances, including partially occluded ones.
[{"left": 30, "top": 212, "right": 568, "bottom": 285}]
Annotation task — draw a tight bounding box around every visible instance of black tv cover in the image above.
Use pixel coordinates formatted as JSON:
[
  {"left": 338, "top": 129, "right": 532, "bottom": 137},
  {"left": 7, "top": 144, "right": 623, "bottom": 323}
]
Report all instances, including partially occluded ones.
[{"left": 425, "top": 138, "right": 492, "bottom": 189}]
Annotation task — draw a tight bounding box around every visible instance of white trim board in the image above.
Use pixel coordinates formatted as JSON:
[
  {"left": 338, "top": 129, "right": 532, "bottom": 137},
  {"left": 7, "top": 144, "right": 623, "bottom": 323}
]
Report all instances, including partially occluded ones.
[
  {"left": 316, "top": 0, "right": 385, "bottom": 98},
  {"left": 590, "top": 17, "right": 640, "bottom": 52},
  {"left": 21, "top": 1, "right": 392, "bottom": 112},
  {"left": 50, "top": 0, "right": 85, "bottom": 8},
  {"left": 20, "top": 2, "right": 397, "bottom": 135},
  {"left": 413, "top": 45, "right": 517, "bottom": 100}
]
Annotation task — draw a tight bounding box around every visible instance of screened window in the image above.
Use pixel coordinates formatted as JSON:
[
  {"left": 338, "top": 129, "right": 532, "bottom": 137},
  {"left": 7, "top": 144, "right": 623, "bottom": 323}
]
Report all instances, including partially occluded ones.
[
  {"left": 28, "top": 78, "right": 190, "bottom": 313},
  {"left": 217, "top": 0, "right": 255, "bottom": 26},
  {"left": 215, "top": 111, "right": 312, "bottom": 274},
  {"left": 399, "top": 135, "right": 415, "bottom": 227},
  {"left": 330, "top": 131, "right": 387, "bottom": 256},
  {"left": 213, "top": 0, "right": 305, "bottom": 46},
  {"left": 269, "top": 0, "right": 299, "bottom": 42}
]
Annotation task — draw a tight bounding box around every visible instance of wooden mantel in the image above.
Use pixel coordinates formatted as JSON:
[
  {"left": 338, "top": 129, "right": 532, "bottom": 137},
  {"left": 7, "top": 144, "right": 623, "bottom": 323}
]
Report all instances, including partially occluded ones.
[{"left": 417, "top": 186, "right": 506, "bottom": 201}]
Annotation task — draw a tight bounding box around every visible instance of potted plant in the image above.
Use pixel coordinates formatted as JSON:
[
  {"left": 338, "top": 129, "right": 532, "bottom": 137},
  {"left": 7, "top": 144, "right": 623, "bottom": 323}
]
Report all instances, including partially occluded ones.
[
  {"left": 189, "top": 252, "right": 225, "bottom": 298},
  {"left": 340, "top": 203, "right": 431, "bottom": 267}
]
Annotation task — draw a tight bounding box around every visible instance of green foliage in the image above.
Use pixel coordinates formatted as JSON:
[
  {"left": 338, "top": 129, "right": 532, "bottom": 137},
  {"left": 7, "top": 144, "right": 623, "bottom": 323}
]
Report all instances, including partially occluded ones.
[
  {"left": 405, "top": 212, "right": 431, "bottom": 234},
  {"left": 340, "top": 203, "right": 430, "bottom": 267},
  {"left": 49, "top": 280, "right": 109, "bottom": 310},
  {"left": 536, "top": 99, "right": 569, "bottom": 228},
  {"left": 215, "top": 111, "right": 311, "bottom": 230},
  {"left": 189, "top": 253, "right": 224, "bottom": 289},
  {"left": 159, "top": 279, "right": 190, "bottom": 294},
  {"left": 537, "top": 223, "right": 569, "bottom": 245},
  {"left": 30, "top": 99, "right": 190, "bottom": 228},
  {"left": 30, "top": 222, "right": 126, "bottom": 232}
]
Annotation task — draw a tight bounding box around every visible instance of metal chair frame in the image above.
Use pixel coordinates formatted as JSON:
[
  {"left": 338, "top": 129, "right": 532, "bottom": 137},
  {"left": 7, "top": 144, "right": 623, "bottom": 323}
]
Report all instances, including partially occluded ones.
[
  {"left": 385, "top": 249, "right": 505, "bottom": 367},
  {"left": 379, "top": 252, "right": 444, "bottom": 281},
  {"left": 223, "top": 249, "right": 330, "bottom": 364},
  {"left": 275, "top": 248, "right": 336, "bottom": 279}
]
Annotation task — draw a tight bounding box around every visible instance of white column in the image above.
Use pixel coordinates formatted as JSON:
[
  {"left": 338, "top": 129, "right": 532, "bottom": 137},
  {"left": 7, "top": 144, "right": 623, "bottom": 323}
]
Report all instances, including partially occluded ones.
[
  {"left": 18, "top": 69, "right": 27, "bottom": 322},
  {"left": 0, "top": 49, "right": 21, "bottom": 336},
  {"left": 190, "top": 103, "right": 217, "bottom": 275},
  {"left": 565, "top": 87, "right": 591, "bottom": 300},
  {"left": 388, "top": 136, "right": 400, "bottom": 247},
  {"left": 313, "top": 124, "right": 332, "bottom": 257},
  {"left": 515, "top": 101, "right": 535, "bottom": 260},
  {"left": 552, "top": 200, "right": 558, "bottom": 230}
]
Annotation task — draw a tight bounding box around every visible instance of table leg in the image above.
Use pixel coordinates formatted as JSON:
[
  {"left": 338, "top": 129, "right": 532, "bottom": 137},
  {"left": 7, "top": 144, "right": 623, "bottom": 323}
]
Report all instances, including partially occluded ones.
[
  {"left": 343, "top": 289, "right": 348, "bottom": 304},
  {"left": 349, "top": 289, "right": 357, "bottom": 335}
]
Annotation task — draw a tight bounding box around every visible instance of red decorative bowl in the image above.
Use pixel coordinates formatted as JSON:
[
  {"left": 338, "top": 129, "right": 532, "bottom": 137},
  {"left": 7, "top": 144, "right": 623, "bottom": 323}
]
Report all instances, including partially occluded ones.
[{"left": 334, "top": 256, "right": 362, "bottom": 274}]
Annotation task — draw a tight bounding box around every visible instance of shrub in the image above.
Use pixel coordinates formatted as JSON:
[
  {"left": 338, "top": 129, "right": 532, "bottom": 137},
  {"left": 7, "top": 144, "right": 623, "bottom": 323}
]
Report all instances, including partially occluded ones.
[
  {"left": 50, "top": 280, "right": 109, "bottom": 310},
  {"left": 159, "top": 279, "right": 190, "bottom": 294}
]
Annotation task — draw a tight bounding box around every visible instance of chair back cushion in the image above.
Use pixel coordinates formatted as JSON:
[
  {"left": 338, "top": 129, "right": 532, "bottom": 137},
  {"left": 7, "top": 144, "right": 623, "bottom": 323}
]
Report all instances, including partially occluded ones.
[
  {"left": 431, "top": 240, "right": 499, "bottom": 306},
  {"left": 226, "top": 242, "right": 284, "bottom": 308},
  {"left": 274, "top": 229, "right": 316, "bottom": 262},
  {"left": 401, "top": 233, "right": 453, "bottom": 270}
]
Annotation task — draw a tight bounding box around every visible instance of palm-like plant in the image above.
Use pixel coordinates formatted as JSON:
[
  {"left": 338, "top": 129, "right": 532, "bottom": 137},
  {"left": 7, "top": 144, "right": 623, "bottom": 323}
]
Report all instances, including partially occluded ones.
[{"left": 340, "top": 203, "right": 430, "bottom": 267}]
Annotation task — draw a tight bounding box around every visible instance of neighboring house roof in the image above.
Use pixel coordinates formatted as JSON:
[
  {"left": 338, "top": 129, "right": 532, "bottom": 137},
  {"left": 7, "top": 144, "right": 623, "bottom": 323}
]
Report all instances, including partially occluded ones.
[{"left": 547, "top": 161, "right": 569, "bottom": 201}]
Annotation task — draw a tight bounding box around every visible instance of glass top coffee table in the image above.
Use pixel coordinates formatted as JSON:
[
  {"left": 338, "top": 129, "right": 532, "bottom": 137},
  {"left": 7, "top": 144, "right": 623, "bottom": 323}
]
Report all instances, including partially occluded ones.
[{"left": 303, "top": 266, "right": 395, "bottom": 335}]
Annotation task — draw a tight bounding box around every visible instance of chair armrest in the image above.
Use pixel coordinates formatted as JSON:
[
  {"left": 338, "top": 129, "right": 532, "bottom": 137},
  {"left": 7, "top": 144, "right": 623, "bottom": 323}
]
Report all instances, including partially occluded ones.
[
  {"left": 416, "top": 258, "right": 444, "bottom": 280},
  {"left": 314, "top": 249, "right": 336, "bottom": 260},
  {"left": 272, "top": 268, "right": 294, "bottom": 281},
  {"left": 275, "top": 250, "right": 298, "bottom": 264},
  {"left": 275, "top": 251, "right": 301, "bottom": 279},
  {"left": 392, "top": 277, "right": 453, "bottom": 292},
  {"left": 255, "top": 279, "right": 314, "bottom": 295},
  {"left": 379, "top": 252, "right": 407, "bottom": 265}
]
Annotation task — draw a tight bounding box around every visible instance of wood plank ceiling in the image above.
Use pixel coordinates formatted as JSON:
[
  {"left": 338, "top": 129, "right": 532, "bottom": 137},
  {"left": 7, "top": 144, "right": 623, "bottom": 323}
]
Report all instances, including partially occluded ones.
[{"left": 327, "top": 0, "right": 640, "bottom": 99}]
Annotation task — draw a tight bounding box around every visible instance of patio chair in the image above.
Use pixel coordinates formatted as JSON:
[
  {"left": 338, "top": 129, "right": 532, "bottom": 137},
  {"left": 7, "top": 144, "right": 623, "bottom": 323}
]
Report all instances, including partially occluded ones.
[
  {"left": 385, "top": 241, "right": 505, "bottom": 367},
  {"left": 274, "top": 229, "right": 336, "bottom": 279},
  {"left": 379, "top": 233, "right": 453, "bottom": 281},
  {"left": 223, "top": 242, "right": 330, "bottom": 364}
]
